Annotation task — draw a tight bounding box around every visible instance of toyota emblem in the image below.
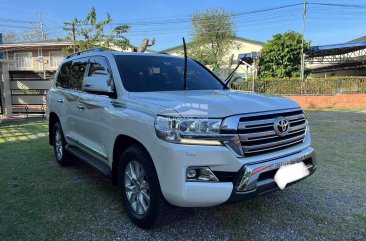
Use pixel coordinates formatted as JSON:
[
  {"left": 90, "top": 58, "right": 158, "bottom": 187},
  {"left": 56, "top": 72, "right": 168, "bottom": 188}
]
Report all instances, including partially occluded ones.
[{"left": 274, "top": 117, "right": 290, "bottom": 136}]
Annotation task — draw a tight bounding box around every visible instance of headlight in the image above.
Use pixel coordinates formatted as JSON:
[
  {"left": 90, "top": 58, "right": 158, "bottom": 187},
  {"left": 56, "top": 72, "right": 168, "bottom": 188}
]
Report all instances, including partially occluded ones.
[{"left": 155, "top": 115, "right": 228, "bottom": 145}]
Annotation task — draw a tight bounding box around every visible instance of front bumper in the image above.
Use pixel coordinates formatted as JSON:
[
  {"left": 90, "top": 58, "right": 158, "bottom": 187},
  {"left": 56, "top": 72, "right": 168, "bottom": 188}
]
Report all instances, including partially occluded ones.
[
  {"left": 227, "top": 146, "right": 316, "bottom": 203},
  {"left": 151, "top": 134, "right": 316, "bottom": 207}
]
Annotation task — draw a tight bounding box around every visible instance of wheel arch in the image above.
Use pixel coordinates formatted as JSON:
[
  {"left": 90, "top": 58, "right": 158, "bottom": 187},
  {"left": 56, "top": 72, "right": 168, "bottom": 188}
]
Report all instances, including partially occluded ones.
[
  {"left": 112, "top": 134, "right": 154, "bottom": 185},
  {"left": 49, "top": 112, "right": 60, "bottom": 146}
]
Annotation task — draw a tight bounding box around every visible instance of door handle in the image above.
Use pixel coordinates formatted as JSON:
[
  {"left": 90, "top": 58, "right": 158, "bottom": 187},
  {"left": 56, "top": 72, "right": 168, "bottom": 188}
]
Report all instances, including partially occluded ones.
[
  {"left": 77, "top": 104, "right": 85, "bottom": 110},
  {"left": 57, "top": 99, "right": 64, "bottom": 103}
]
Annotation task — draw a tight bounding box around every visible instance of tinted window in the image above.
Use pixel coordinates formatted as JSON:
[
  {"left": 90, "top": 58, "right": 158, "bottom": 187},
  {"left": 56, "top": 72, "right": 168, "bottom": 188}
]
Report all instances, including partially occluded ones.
[
  {"left": 115, "top": 55, "right": 224, "bottom": 92},
  {"left": 56, "top": 61, "right": 72, "bottom": 88},
  {"left": 89, "top": 57, "right": 111, "bottom": 77},
  {"left": 69, "top": 58, "right": 88, "bottom": 90}
]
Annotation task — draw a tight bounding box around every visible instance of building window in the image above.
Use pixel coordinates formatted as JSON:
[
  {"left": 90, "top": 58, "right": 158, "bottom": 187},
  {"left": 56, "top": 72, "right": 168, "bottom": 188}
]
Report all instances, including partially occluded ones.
[
  {"left": 49, "top": 51, "right": 64, "bottom": 68},
  {"left": 14, "top": 52, "right": 33, "bottom": 69}
]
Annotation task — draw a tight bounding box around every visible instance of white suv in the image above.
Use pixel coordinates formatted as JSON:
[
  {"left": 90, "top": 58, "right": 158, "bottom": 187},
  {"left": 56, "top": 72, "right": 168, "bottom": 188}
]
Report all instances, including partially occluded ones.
[{"left": 47, "top": 48, "right": 316, "bottom": 228}]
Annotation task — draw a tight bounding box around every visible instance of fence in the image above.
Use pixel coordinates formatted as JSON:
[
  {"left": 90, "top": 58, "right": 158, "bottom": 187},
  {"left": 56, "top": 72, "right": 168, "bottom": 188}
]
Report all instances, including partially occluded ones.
[
  {"left": 9, "top": 71, "right": 53, "bottom": 116},
  {"left": 231, "top": 78, "right": 366, "bottom": 95}
]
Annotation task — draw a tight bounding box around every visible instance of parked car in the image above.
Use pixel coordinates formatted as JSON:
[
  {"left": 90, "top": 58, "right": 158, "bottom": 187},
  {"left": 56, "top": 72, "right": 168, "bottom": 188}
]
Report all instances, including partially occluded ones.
[{"left": 47, "top": 48, "right": 316, "bottom": 229}]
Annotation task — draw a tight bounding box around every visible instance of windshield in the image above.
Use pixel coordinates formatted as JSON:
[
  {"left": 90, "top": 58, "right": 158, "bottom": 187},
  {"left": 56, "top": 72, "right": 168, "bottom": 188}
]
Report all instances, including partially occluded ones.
[{"left": 115, "top": 55, "right": 225, "bottom": 92}]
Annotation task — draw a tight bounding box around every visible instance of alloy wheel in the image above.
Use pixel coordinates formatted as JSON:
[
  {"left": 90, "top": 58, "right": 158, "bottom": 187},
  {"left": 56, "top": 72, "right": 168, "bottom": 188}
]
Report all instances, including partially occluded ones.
[
  {"left": 55, "top": 130, "right": 63, "bottom": 160},
  {"left": 124, "top": 160, "right": 150, "bottom": 215}
]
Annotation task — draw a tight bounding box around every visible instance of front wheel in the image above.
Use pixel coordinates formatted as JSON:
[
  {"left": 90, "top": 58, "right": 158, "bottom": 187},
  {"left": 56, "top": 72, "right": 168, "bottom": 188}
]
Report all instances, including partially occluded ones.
[{"left": 118, "top": 145, "right": 175, "bottom": 229}]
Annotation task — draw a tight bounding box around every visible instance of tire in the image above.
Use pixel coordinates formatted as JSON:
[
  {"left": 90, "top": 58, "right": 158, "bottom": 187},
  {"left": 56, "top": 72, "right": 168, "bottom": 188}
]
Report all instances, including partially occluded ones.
[
  {"left": 53, "top": 122, "right": 74, "bottom": 166},
  {"left": 118, "top": 145, "right": 175, "bottom": 229}
]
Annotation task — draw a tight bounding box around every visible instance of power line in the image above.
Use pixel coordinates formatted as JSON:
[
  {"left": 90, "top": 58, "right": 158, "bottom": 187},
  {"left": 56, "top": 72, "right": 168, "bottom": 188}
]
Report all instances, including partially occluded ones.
[
  {"left": 108, "top": 3, "right": 303, "bottom": 26},
  {"left": 0, "top": 24, "right": 33, "bottom": 29},
  {"left": 308, "top": 2, "right": 366, "bottom": 8},
  {"left": 0, "top": 18, "right": 34, "bottom": 24}
]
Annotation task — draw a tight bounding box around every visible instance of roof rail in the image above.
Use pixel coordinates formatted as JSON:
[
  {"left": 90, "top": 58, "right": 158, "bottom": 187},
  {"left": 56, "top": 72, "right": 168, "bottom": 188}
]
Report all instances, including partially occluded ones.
[{"left": 65, "top": 48, "right": 104, "bottom": 59}]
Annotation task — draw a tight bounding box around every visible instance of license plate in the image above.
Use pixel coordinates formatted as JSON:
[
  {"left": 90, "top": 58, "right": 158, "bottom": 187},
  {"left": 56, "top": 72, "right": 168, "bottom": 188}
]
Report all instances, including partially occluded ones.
[{"left": 274, "top": 162, "right": 310, "bottom": 190}]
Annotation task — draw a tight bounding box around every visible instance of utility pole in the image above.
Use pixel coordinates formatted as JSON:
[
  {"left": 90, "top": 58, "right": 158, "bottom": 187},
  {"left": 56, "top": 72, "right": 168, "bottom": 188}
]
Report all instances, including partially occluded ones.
[
  {"left": 38, "top": 12, "right": 45, "bottom": 40},
  {"left": 300, "top": 0, "right": 307, "bottom": 81},
  {"left": 72, "top": 22, "right": 76, "bottom": 53},
  {"left": 64, "top": 19, "right": 77, "bottom": 53}
]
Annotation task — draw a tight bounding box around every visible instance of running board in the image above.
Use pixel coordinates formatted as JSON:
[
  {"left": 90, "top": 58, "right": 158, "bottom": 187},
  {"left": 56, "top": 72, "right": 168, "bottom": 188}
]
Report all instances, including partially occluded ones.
[{"left": 66, "top": 145, "right": 112, "bottom": 177}]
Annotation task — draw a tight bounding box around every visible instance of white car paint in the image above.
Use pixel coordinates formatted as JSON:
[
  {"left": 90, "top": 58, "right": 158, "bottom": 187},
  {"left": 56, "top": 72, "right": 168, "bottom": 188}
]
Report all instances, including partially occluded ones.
[{"left": 47, "top": 52, "right": 316, "bottom": 207}]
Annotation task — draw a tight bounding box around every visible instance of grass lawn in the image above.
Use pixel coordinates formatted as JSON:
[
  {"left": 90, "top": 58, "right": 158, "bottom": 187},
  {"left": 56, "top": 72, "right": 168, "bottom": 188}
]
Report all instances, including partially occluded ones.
[{"left": 0, "top": 110, "right": 365, "bottom": 240}]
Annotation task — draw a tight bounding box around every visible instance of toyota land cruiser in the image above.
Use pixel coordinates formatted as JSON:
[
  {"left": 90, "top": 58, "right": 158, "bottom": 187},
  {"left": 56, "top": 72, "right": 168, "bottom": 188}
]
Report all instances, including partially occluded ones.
[{"left": 47, "top": 48, "right": 316, "bottom": 229}]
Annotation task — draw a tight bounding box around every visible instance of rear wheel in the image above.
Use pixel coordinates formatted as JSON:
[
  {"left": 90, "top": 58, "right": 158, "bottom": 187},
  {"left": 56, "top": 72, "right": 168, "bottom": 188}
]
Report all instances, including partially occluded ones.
[
  {"left": 53, "top": 122, "right": 73, "bottom": 166},
  {"left": 118, "top": 145, "right": 175, "bottom": 229}
]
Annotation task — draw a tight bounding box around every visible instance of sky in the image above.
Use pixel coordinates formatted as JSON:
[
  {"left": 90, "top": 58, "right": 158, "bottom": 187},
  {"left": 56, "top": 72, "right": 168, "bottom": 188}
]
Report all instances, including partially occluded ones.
[{"left": 0, "top": 0, "right": 365, "bottom": 51}]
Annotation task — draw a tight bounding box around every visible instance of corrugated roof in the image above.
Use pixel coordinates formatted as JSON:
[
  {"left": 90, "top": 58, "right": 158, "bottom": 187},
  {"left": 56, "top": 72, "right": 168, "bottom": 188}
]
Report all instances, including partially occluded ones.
[{"left": 306, "top": 41, "right": 366, "bottom": 57}]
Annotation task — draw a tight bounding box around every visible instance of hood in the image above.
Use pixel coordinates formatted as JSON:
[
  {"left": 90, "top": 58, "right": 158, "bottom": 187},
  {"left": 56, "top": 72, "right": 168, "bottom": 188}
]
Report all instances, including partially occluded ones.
[{"left": 129, "top": 90, "right": 300, "bottom": 118}]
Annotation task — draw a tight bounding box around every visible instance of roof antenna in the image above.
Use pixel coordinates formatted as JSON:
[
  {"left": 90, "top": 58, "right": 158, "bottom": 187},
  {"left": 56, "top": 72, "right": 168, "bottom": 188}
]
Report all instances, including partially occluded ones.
[
  {"left": 224, "top": 59, "right": 243, "bottom": 88},
  {"left": 183, "top": 37, "right": 188, "bottom": 90}
]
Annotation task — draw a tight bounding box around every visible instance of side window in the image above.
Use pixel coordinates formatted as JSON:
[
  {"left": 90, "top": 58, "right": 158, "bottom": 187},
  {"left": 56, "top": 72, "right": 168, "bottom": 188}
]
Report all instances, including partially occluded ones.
[
  {"left": 69, "top": 58, "right": 88, "bottom": 90},
  {"left": 56, "top": 61, "right": 72, "bottom": 88},
  {"left": 88, "top": 57, "right": 111, "bottom": 77}
]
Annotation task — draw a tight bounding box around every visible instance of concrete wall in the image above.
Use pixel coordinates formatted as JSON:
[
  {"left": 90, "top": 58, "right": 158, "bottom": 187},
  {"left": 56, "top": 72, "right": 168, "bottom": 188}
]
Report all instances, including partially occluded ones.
[
  {"left": 285, "top": 94, "right": 366, "bottom": 109},
  {"left": 0, "top": 62, "right": 12, "bottom": 117}
]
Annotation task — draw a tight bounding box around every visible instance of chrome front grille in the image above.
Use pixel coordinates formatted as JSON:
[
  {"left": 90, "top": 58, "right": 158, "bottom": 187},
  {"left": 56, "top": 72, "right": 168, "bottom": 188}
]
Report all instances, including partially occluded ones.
[{"left": 237, "top": 110, "right": 307, "bottom": 157}]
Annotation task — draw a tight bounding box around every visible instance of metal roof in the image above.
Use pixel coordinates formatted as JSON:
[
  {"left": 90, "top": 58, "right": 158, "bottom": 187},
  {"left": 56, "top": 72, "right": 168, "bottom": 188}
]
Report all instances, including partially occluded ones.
[
  {"left": 0, "top": 40, "right": 73, "bottom": 50},
  {"left": 306, "top": 41, "right": 366, "bottom": 57}
]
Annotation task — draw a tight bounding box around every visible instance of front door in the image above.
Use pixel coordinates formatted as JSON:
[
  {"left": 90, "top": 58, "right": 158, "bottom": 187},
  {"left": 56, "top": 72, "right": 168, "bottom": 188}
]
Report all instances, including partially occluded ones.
[{"left": 75, "top": 56, "right": 116, "bottom": 162}]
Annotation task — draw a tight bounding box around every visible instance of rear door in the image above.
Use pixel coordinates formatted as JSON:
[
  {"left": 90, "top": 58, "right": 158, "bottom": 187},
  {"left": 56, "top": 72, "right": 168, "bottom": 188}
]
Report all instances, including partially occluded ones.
[
  {"left": 53, "top": 58, "right": 88, "bottom": 144},
  {"left": 76, "top": 56, "right": 116, "bottom": 161},
  {"left": 53, "top": 60, "right": 78, "bottom": 141}
]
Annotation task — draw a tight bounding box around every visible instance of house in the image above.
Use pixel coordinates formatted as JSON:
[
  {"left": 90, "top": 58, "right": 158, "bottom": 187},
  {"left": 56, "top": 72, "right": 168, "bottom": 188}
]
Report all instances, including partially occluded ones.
[
  {"left": 160, "top": 36, "right": 264, "bottom": 57},
  {"left": 0, "top": 40, "right": 73, "bottom": 118},
  {"left": 0, "top": 40, "right": 73, "bottom": 74},
  {"left": 159, "top": 36, "right": 264, "bottom": 78}
]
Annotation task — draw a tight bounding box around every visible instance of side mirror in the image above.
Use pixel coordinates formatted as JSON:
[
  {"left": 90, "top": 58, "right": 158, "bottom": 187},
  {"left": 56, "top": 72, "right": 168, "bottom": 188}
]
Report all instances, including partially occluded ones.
[{"left": 82, "top": 75, "right": 114, "bottom": 94}]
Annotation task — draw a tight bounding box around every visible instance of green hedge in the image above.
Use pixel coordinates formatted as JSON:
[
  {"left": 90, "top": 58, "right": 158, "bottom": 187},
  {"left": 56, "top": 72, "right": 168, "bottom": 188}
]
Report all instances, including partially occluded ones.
[{"left": 232, "top": 78, "right": 366, "bottom": 95}]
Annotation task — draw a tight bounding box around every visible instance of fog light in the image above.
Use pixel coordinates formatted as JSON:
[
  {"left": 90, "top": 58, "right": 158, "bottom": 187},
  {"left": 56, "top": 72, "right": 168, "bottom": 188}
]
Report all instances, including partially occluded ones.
[
  {"left": 186, "top": 168, "right": 197, "bottom": 178},
  {"left": 186, "top": 167, "right": 219, "bottom": 182}
]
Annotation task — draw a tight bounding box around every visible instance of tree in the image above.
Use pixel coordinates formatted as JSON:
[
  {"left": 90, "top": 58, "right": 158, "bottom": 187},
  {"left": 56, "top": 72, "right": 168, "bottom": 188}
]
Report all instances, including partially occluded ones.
[
  {"left": 132, "top": 38, "right": 156, "bottom": 52},
  {"left": 1, "top": 26, "right": 44, "bottom": 43},
  {"left": 2, "top": 32, "right": 17, "bottom": 43},
  {"left": 63, "top": 7, "right": 130, "bottom": 53},
  {"left": 259, "top": 31, "right": 311, "bottom": 78},
  {"left": 189, "top": 8, "right": 238, "bottom": 70}
]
